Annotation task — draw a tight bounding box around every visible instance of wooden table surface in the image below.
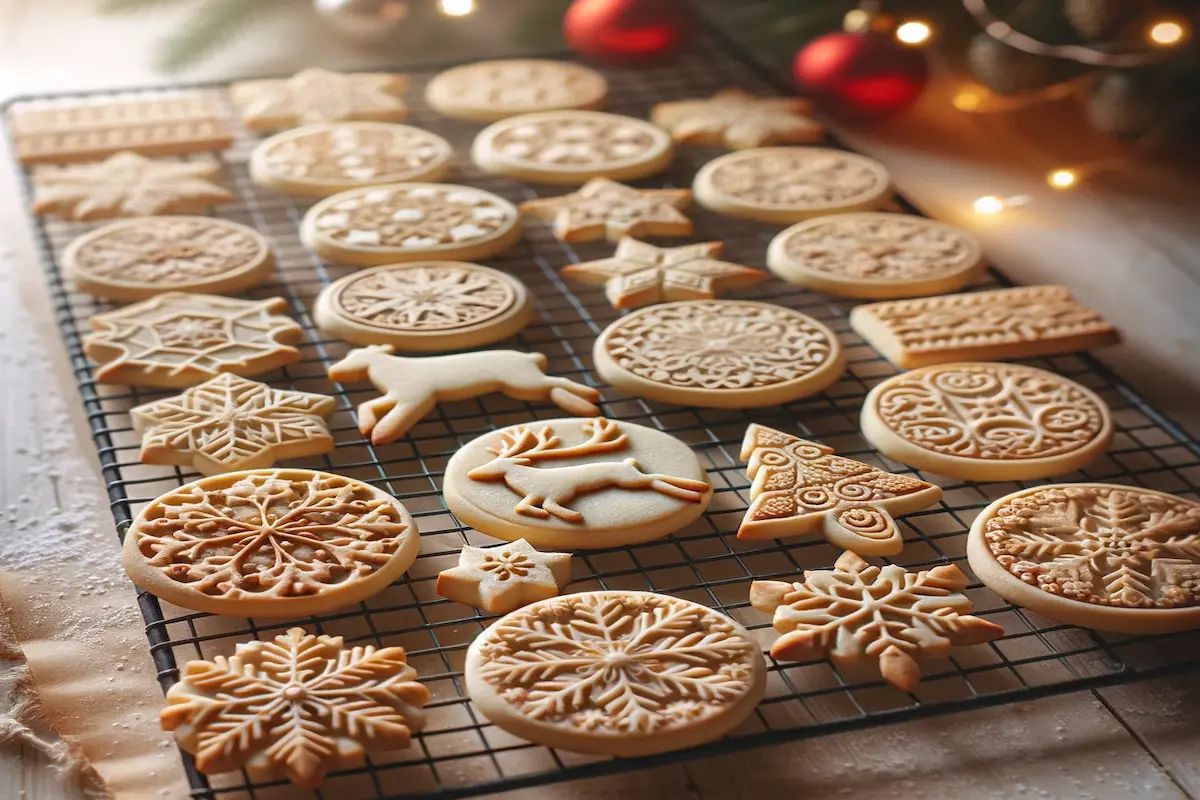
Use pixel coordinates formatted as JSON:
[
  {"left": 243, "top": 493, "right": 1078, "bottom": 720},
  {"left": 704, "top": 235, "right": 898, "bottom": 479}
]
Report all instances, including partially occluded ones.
[{"left": 0, "top": 2, "right": 1198, "bottom": 799}]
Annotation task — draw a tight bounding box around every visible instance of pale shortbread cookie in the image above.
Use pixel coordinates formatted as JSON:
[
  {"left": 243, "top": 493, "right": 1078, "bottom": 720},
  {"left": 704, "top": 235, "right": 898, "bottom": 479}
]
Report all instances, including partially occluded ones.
[
  {"left": 737, "top": 424, "right": 942, "bottom": 555},
  {"left": 230, "top": 68, "right": 408, "bottom": 131},
  {"left": 521, "top": 177, "right": 692, "bottom": 243},
  {"left": 435, "top": 538, "right": 572, "bottom": 614},
  {"left": 694, "top": 147, "right": 891, "bottom": 224},
  {"left": 751, "top": 551, "right": 1003, "bottom": 691},
  {"left": 968, "top": 483, "right": 1200, "bottom": 634},
  {"left": 425, "top": 59, "right": 608, "bottom": 121},
  {"left": 327, "top": 345, "right": 601, "bottom": 445},
  {"left": 465, "top": 590, "right": 765, "bottom": 755},
  {"left": 861, "top": 362, "right": 1113, "bottom": 481},
  {"left": 301, "top": 182, "right": 522, "bottom": 267},
  {"left": 123, "top": 469, "right": 421, "bottom": 618},
  {"left": 850, "top": 285, "right": 1121, "bottom": 368},
  {"left": 163, "top": 627, "right": 428, "bottom": 787},
  {"left": 767, "top": 212, "right": 985, "bottom": 299},
  {"left": 315, "top": 261, "right": 532, "bottom": 350},
  {"left": 444, "top": 417, "right": 711, "bottom": 549},
  {"left": 63, "top": 216, "right": 273, "bottom": 302},
  {"left": 651, "top": 89, "right": 823, "bottom": 150},
  {"left": 84, "top": 292, "right": 303, "bottom": 387},
  {"left": 131, "top": 373, "right": 335, "bottom": 476},
  {"left": 472, "top": 110, "right": 673, "bottom": 184},
  {"left": 594, "top": 299, "right": 845, "bottom": 408}
]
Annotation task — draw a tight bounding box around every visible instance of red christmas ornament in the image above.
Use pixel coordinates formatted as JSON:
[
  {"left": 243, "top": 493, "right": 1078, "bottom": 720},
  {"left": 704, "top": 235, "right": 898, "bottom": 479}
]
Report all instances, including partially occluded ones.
[
  {"left": 793, "top": 31, "right": 929, "bottom": 119},
  {"left": 564, "top": 0, "right": 698, "bottom": 66}
]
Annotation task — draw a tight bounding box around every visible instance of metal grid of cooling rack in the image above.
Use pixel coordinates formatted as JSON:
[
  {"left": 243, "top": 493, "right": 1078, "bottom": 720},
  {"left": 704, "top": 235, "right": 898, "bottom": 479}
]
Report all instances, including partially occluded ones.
[{"left": 7, "top": 28, "right": 1200, "bottom": 800}]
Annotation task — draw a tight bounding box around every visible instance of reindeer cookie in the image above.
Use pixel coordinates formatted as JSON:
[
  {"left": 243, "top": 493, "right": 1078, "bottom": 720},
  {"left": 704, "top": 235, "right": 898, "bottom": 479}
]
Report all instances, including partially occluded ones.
[
  {"left": 328, "top": 345, "right": 601, "bottom": 445},
  {"left": 444, "top": 417, "right": 712, "bottom": 549}
]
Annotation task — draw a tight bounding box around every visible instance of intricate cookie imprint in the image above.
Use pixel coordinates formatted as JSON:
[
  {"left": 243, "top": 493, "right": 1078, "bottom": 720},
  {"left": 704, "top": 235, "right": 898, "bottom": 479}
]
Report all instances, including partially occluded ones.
[
  {"left": 521, "top": 178, "right": 692, "bottom": 243},
  {"left": 472, "top": 110, "right": 673, "bottom": 184},
  {"left": 301, "top": 183, "right": 522, "bottom": 267},
  {"left": 465, "top": 590, "right": 765, "bottom": 755},
  {"left": 651, "top": 89, "right": 822, "bottom": 150},
  {"left": 862, "top": 362, "right": 1113, "bottom": 481},
  {"left": 850, "top": 285, "right": 1120, "bottom": 368},
  {"left": 123, "top": 469, "right": 420, "bottom": 617},
  {"left": 767, "top": 213, "right": 985, "bottom": 299},
  {"left": 63, "top": 216, "right": 273, "bottom": 302},
  {"left": 435, "top": 538, "right": 572, "bottom": 614},
  {"left": 968, "top": 483, "right": 1200, "bottom": 634},
  {"left": 314, "top": 261, "right": 531, "bottom": 350},
  {"left": 230, "top": 68, "right": 408, "bottom": 131},
  {"left": 694, "top": 147, "right": 890, "bottom": 224},
  {"left": 750, "top": 551, "right": 1003, "bottom": 691},
  {"left": 162, "top": 627, "right": 428, "bottom": 787},
  {"left": 594, "top": 299, "right": 845, "bottom": 408},
  {"left": 425, "top": 59, "right": 608, "bottom": 121}
]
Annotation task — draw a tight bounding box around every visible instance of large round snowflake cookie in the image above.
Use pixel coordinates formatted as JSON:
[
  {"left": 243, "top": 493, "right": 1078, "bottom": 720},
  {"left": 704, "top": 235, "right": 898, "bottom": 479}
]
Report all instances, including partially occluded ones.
[
  {"left": 465, "top": 590, "right": 765, "bottom": 755},
  {"left": 425, "top": 59, "right": 608, "bottom": 121}
]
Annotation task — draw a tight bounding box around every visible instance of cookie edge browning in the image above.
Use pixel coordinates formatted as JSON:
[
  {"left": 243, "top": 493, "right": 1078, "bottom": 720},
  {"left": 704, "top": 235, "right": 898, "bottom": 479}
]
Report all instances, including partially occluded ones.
[{"left": 425, "top": 59, "right": 609, "bottom": 122}]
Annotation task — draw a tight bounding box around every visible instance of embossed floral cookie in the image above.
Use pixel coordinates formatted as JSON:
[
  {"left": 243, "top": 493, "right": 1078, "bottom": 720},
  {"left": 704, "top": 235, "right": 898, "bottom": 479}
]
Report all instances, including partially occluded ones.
[
  {"left": 436, "top": 538, "right": 572, "bottom": 614},
  {"left": 861, "top": 362, "right": 1113, "bottom": 481},
  {"left": 594, "top": 299, "right": 845, "bottom": 408},
  {"left": 465, "top": 590, "right": 765, "bottom": 755},
  {"left": 123, "top": 469, "right": 420, "bottom": 617},
  {"left": 967, "top": 483, "right": 1200, "bottom": 634},
  {"left": 444, "top": 417, "right": 711, "bottom": 549},
  {"left": 425, "top": 59, "right": 608, "bottom": 121}
]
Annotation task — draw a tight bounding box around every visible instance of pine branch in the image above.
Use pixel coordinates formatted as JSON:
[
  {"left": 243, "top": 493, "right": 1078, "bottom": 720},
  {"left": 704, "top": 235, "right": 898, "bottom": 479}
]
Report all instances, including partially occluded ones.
[
  {"left": 152, "top": 0, "right": 294, "bottom": 73},
  {"left": 99, "top": 0, "right": 197, "bottom": 13}
]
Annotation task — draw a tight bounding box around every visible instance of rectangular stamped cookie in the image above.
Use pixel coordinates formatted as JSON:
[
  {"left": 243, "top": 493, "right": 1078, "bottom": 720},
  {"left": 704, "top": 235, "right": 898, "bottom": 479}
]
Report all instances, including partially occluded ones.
[{"left": 849, "top": 284, "right": 1119, "bottom": 368}]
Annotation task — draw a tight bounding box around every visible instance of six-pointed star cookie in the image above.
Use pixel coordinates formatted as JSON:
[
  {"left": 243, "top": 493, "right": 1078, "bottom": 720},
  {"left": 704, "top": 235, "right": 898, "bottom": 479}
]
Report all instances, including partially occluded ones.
[
  {"left": 521, "top": 178, "right": 692, "bottom": 243},
  {"left": 652, "top": 89, "right": 823, "bottom": 150},
  {"left": 563, "top": 237, "right": 766, "bottom": 309},
  {"left": 436, "top": 538, "right": 572, "bottom": 614},
  {"left": 31, "top": 151, "right": 232, "bottom": 220},
  {"left": 131, "top": 373, "right": 336, "bottom": 476},
  {"left": 230, "top": 68, "right": 408, "bottom": 132}
]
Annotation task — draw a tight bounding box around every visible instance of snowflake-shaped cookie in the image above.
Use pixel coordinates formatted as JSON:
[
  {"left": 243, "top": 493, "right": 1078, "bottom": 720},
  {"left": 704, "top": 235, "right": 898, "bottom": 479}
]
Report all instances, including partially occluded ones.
[
  {"left": 425, "top": 59, "right": 608, "bottom": 121},
  {"left": 521, "top": 178, "right": 693, "bottom": 243},
  {"left": 161, "top": 627, "right": 429, "bottom": 787},
  {"left": 230, "top": 68, "right": 408, "bottom": 131},
  {"left": 652, "top": 89, "right": 823, "bottom": 149},
  {"left": 465, "top": 590, "right": 765, "bottom": 755},
  {"left": 750, "top": 551, "right": 1004, "bottom": 691},
  {"left": 435, "top": 538, "right": 572, "bottom": 614}
]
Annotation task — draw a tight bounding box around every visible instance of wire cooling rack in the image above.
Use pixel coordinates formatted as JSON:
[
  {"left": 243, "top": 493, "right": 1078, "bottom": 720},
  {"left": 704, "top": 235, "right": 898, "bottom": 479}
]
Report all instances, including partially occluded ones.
[{"left": 7, "top": 26, "right": 1200, "bottom": 800}]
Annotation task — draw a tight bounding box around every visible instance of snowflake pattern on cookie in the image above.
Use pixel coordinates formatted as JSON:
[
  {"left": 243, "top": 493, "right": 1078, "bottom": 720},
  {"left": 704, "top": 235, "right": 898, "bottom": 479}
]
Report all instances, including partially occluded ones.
[
  {"left": 709, "top": 148, "right": 887, "bottom": 208},
  {"left": 426, "top": 59, "right": 607, "bottom": 119},
  {"left": 521, "top": 178, "right": 692, "bottom": 243},
  {"left": 335, "top": 263, "right": 517, "bottom": 331},
  {"left": 231, "top": 68, "right": 408, "bottom": 131},
  {"left": 253, "top": 123, "right": 451, "bottom": 189},
  {"left": 490, "top": 116, "right": 660, "bottom": 166}
]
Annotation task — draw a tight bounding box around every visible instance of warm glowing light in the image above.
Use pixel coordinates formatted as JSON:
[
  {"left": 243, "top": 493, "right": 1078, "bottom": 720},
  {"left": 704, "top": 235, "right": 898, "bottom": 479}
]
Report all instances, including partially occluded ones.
[
  {"left": 953, "top": 88, "right": 984, "bottom": 111},
  {"left": 1148, "top": 20, "right": 1187, "bottom": 46},
  {"left": 973, "top": 195, "right": 1006, "bottom": 215},
  {"left": 1047, "top": 169, "right": 1077, "bottom": 189},
  {"left": 896, "top": 21, "right": 932, "bottom": 45},
  {"left": 843, "top": 9, "right": 870, "bottom": 32},
  {"left": 439, "top": 0, "right": 475, "bottom": 16}
]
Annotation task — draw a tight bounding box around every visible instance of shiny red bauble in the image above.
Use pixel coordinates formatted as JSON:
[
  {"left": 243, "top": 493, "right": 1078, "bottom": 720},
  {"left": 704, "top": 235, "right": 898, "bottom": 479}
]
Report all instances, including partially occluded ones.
[
  {"left": 564, "top": 0, "right": 698, "bottom": 66},
  {"left": 793, "top": 31, "right": 929, "bottom": 119}
]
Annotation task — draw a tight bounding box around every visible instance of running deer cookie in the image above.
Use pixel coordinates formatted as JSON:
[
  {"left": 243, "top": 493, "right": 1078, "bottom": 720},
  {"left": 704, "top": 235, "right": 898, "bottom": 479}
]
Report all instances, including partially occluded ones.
[
  {"left": 230, "top": 68, "right": 408, "bottom": 131},
  {"left": 967, "top": 483, "right": 1200, "bottom": 634},
  {"left": 767, "top": 213, "right": 985, "bottom": 299},
  {"left": 163, "top": 627, "right": 428, "bottom": 787},
  {"left": 301, "top": 183, "right": 522, "bottom": 267},
  {"left": 862, "top": 362, "right": 1113, "bottom": 481},
  {"left": 124, "top": 469, "right": 420, "bottom": 618},
  {"left": 737, "top": 424, "right": 942, "bottom": 555},
  {"left": 651, "top": 89, "right": 823, "bottom": 150},
  {"left": 444, "top": 418, "right": 712, "bottom": 549},
  {"left": 563, "top": 238, "right": 765, "bottom": 309},
  {"left": 594, "top": 300, "right": 845, "bottom": 408},
  {"left": 472, "top": 110, "right": 673, "bottom": 184},
  {"left": 750, "top": 552, "right": 1004, "bottom": 691},
  {"left": 425, "top": 59, "right": 608, "bottom": 121},
  {"left": 850, "top": 285, "right": 1121, "bottom": 368},
  {"left": 694, "top": 147, "right": 891, "bottom": 224},
  {"left": 465, "top": 590, "right": 765, "bottom": 755},
  {"left": 63, "top": 216, "right": 274, "bottom": 302},
  {"left": 328, "top": 345, "right": 600, "bottom": 445},
  {"left": 521, "top": 178, "right": 692, "bottom": 243},
  {"left": 315, "top": 261, "right": 532, "bottom": 350},
  {"left": 436, "top": 538, "right": 572, "bottom": 614},
  {"left": 84, "top": 293, "right": 302, "bottom": 387}
]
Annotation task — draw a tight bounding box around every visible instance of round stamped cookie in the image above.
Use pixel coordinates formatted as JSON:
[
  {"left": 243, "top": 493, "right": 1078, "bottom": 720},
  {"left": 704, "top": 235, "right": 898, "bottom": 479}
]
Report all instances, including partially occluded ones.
[
  {"left": 472, "top": 110, "right": 673, "bottom": 184},
  {"left": 122, "top": 468, "right": 420, "bottom": 617},
  {"left": 425, "top": 59, "right": 608, "bottom": 122},
  {"left": 465, "top": 590, "right": 766, "bottom": 756},
  {"left": 444, "top": 417, "right": 712, "bottom": 549},
  {"left": 594, "top": 300, "right": 845, "bottom": 408},
  {"left": 63, "top": 216, "right": 273, "bottom": 302},
  {"left": 967, "top": 483, "right": 1200, "bottom": 634},
  {"left": 766, "top": 212, "right": 985, "bottom": 299},
  {"left": 862, "top": 362, "right": 1113, "bottom": 481},
  {"left": 694, "top": 147, "right": 891, "bottom": 224},
  {"left": 250, "top": 122, "right": 452, "bottom": 196},
  {"left": 314, "top": 261, "right": 532, "bottom": 350},
  {"left": 301, "top": 182, "right": 522, "bottom": 266}
]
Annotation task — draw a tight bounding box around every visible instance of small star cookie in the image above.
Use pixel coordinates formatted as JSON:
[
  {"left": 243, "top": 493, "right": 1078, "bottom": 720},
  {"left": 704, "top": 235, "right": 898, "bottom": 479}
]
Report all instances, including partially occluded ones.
[
  {"left": 652, "top": 89, "right": 823, "bottom": 150},
  {"left": 436, "top": 538, "right": 572, "bottom": 614},
  {"left": 230, "top": 68, "right": 408, "bottom": 132},
  {"left": 562, "top": 238, "right": 766, "bottom": 309},
  {"left": 521, "top": 178, "right": 692, "bottom": 243}
]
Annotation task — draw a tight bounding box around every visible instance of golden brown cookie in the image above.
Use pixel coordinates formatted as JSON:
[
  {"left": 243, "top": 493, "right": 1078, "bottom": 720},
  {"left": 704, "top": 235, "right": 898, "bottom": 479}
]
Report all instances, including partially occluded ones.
[
  {"left": 521, "top": 178, "right": 692, "bottom": 243},
  {"left": 651, "top": 89, "right": 823, "bottom": 150},
  {"left": 435, "top": 538, "right": 572, "bottom": 614},
  {"left": 230, "top": 68, "right": 408, "bottom": 132},
  {"left": 425, "top": 59, "right": 608, "bottom": 121}
]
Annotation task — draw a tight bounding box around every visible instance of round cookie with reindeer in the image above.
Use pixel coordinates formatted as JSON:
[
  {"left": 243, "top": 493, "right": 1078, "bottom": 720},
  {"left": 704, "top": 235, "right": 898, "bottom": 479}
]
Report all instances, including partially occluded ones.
[{"left": 444, "top": 417, "right": 712, "bottom": 549}]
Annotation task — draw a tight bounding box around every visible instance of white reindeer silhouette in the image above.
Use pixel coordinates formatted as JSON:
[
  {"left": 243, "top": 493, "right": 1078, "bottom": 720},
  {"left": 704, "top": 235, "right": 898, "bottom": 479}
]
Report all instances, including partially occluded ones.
[
  {"left": 466, "top": 418, "right": 711, "bottom": 522},
  {"left": 327, "top": 344, "right": 601, "bottom": 445}
]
